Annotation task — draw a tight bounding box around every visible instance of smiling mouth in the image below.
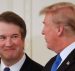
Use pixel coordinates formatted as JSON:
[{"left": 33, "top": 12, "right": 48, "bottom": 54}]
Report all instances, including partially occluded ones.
[{"left": 4, "top": 48, "right": 15, "bottom": 51}]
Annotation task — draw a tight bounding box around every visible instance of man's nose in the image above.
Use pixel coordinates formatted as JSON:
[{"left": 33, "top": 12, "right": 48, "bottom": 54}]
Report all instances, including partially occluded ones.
[{"left": 5, "top": 37, "right": 13, "bottom": 46}]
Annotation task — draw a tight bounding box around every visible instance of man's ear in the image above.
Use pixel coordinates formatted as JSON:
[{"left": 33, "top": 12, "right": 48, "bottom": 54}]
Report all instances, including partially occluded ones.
[{"left": 56, "top": 24, "right": 64, "bottom": 36}]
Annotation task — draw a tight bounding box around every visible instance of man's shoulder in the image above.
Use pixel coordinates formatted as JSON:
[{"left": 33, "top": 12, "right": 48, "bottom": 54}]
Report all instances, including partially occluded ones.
[
  {"left": 20, "top": 54, "right": 43, "bottom": 71},
  {"left": 25, "top": 54, "right": 43, "bottom": 67},
  {"left": 45, "top": 55, "right": 56, "bottom": 66},
  {"left": 42, "top": 55, "right": 56, "bottom": 71}
]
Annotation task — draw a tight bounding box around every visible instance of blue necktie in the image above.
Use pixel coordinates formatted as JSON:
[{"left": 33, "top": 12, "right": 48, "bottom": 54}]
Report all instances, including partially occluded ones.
[
  {"left": 4, "top": 67, "right": 10, "bottom": 71},
  {"left": 51, "top": 54, "right": 62, "bottom": 71}
]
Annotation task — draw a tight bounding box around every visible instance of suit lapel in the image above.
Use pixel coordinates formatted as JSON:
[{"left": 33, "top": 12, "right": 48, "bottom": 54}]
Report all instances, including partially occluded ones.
[
  {"left": 43, "top": 55, "right": 57, "bottom": 71},
  {"left": 57, "top": 49, "right": 75, "bottom": 71},
  {"left": 20, "top": 54, "right": 30, "bottom": 71}
]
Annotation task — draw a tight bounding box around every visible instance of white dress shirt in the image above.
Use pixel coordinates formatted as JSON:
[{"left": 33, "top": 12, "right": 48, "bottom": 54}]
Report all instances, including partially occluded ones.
[
  {"left": 1, "top": 54, "right": 26, "bottom": 71},
  {"left": 58, "top": 42, "right": 75, "bottom": 68}
]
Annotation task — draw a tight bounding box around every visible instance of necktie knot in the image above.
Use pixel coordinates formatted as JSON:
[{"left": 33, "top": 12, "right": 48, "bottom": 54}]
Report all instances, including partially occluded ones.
[
  {"left": 51, "top": 54, "right": 62, "bottom": 71},
  {"left": 4, "top": 67, "right": 10, "bottom": 71}
]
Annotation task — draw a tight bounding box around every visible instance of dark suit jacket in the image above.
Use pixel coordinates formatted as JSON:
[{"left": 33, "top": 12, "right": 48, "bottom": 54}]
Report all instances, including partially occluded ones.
[
  {"left": 20, "top": 54, "right": 43, "bottom": 71},
  {"left": 42, "top": 49, "right": 75, "bottom": 71}
]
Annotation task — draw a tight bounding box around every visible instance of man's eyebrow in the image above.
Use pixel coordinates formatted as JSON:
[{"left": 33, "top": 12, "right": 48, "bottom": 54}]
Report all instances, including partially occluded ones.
[
  {"left": 0, "top": 35, "right": 5, "bottom": 36},
  {"left": 12, "top": 34, "right": 19, "bottom": 35}
]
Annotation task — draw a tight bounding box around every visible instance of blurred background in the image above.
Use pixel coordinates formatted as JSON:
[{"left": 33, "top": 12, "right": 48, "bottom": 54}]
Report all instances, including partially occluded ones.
[{"left": 0, "top": 0, "right": 75, "bottom": 66}]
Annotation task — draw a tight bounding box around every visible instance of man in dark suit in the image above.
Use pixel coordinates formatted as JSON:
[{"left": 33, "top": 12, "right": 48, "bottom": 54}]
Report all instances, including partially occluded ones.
[
  {"left": 0, "top": 11, "right": 43, "bottom": 71},
  {"left": 20, "top": 54, "right": 43, "bottom": 71},
  {"left": 40, "top": 2, "right": 75, "bottom": 71}
]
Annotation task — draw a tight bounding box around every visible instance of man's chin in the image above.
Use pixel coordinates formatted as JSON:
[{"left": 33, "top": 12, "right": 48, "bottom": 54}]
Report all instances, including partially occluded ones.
[{"left": 47, "top": 46, "right": 54, "bottom": 51}]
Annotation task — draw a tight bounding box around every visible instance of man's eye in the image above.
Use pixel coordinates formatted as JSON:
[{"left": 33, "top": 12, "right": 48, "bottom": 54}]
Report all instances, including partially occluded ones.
[
  {"left": 11, "top": 35, "right": 20, "bottom": 39},
  {"left": 12, "top": 35, "right": 18, "bottom": 38},
  {"left": 0, "top": 36, "right": 6, "bottom": 40}
]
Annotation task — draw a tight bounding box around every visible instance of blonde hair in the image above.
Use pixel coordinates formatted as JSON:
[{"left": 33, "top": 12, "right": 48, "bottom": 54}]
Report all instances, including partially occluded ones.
[
  {"left": 40, "top": 2, "right": 75, "bottom": 14},
  {"left": 40, "top": 2, "right": 75, "bottom": 34}
]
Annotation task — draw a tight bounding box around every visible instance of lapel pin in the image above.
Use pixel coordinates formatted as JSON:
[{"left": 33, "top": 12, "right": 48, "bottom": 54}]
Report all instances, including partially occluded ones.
[{"left": 66, "top": 61, "right": 70, "bottom": 65}]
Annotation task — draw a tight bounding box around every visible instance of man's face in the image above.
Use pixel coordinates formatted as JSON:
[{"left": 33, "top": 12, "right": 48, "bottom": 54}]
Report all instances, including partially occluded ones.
[
  {"left": 42, "top": 13, "right": 59, "bottom": 51},
  {"left": 0, "top": 21, "right": 24, "bottom": 61}
]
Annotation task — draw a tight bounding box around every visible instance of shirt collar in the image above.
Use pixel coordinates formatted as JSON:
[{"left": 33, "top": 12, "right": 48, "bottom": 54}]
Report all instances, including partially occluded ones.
[
  {"left": 60, "top": 42, "right": 75, "bottom": 62},
  {"left": 1, "top": 54, "right": 26, "bottom": 71}
]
